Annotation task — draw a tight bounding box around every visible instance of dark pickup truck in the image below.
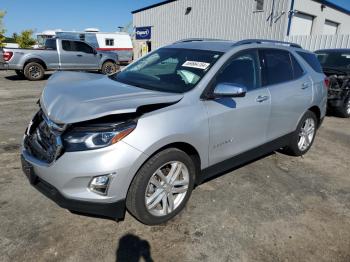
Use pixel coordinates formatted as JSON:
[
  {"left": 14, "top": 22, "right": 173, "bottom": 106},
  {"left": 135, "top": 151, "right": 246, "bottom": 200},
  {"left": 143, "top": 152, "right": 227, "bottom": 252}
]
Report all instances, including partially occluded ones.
[
  {"left": 316, "top": 49, "right": 350, "bottom": 118},
  {"left": 1, "top": 38, "right": 119, "bottom": 80}
]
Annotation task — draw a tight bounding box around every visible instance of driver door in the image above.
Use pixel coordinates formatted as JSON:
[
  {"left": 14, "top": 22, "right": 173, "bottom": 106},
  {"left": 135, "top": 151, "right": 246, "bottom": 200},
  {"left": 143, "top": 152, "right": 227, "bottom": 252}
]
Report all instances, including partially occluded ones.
[{"left": 204, "top": 49, "right": 271, "bottom": 165}]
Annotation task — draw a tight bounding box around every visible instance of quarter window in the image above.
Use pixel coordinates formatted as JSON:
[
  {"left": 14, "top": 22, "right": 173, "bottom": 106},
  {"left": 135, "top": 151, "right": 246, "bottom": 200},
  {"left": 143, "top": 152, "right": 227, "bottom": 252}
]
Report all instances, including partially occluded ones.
[
  {"left": 290, "top": 54, "right": 304, "bottom": 79},
  {"left": 260, "top": 49, "right": 293, "bottom": 86},
  {"left": 216, "top": 50, "right": 260, "bottom": 91},
  {"left": 297, "top": 51, "right": 323, "bottom": 73},
  {"left": 105, "top": 38, "right": 114, "bottom": 46}
]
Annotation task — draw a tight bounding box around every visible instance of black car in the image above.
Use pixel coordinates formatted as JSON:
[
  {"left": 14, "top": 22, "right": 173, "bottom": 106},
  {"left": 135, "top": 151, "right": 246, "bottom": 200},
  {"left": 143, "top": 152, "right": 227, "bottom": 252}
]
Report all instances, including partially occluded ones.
[{"left": 315, "top": 49, "right": 350, "bottom": 118}]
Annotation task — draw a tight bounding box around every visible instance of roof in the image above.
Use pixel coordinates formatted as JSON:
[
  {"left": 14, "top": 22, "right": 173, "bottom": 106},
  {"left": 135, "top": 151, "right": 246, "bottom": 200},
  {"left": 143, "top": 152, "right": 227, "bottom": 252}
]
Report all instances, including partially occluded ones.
[
  {"left": 313, "top": 0, "right": 350, "bottom": 16},
  {"left": 166, "top": 39, "right": 303, "bottom": 52},
  {"left": 132, "top": 0, "right": 350, "bottom": 15},
  {"left": 315, "top": 48, "right": 350, "bottom": 52},
  {"left": 132, "top": 0, "right": 176, "bottom": 14},
  {"left": 168, "top": 40, "right": 236, "bottom": 52}
]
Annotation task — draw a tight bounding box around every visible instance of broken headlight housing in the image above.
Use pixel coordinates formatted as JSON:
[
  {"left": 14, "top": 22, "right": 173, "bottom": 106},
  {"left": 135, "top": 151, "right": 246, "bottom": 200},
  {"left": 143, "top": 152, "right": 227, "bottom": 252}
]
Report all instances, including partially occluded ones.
[{"left": 63, "top": 121, "right": 137, "bottom": 152}]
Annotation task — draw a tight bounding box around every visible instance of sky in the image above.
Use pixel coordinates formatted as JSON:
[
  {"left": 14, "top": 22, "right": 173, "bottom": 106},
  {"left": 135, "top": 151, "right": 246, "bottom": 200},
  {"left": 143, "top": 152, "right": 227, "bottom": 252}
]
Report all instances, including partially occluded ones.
[{"left": 1, "top": 0, "right": 350, "bottom": 36}]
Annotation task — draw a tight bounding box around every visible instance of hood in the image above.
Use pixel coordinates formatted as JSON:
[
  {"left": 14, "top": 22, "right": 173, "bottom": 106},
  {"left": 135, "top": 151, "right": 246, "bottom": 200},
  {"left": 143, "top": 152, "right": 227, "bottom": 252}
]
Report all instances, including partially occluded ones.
[{"left": 40, "top": 71, "right": 183, "bottom": 124}]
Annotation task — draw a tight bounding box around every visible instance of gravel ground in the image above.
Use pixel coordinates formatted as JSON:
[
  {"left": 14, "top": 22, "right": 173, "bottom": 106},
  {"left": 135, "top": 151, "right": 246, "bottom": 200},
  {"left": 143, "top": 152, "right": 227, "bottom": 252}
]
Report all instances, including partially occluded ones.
[{"left": 0, "top": 70, "right": 349, "bottom": 262}]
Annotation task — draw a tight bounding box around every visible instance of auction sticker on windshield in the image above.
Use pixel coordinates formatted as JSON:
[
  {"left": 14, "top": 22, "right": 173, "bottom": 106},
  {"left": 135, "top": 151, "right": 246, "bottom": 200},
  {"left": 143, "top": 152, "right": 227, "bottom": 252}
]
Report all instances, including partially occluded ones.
[{"left": 182, "top": 61, "right": 210, "bottom": 70}]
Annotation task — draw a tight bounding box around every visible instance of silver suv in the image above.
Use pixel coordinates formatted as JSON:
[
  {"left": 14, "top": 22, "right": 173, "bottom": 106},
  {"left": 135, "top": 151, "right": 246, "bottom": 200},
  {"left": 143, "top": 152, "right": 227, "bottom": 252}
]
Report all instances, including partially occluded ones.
[{"left": 21, "top": 39, "right": 327, "bottom": 225}]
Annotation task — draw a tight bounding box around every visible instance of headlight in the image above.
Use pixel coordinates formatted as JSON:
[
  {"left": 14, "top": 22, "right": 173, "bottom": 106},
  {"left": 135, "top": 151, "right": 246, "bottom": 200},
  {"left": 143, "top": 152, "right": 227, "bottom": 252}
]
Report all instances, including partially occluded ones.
[{"left": 63, "top": 121, "right": 136, "bottom": 152}]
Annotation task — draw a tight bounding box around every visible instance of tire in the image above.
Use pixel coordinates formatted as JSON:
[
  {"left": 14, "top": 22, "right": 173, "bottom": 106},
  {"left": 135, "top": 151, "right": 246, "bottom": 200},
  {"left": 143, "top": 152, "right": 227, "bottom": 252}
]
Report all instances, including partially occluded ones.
[
  {"left": 101, "top": 61, "right": 119, "bottom": 75},
  {"left": 283, "top": 110, "right": 318, "bottom": 156},
  {"left": 126, "top": 148, "right": 195, "bottom": 225},
  {"left": 15, "top": 70, "right": 25, "bottom": 78},
  {"left": 23, "top": 62, "right": 45, "bottom": 81},
  {"left": 334, "top": 96, "right": 350, "bottom": 118}
]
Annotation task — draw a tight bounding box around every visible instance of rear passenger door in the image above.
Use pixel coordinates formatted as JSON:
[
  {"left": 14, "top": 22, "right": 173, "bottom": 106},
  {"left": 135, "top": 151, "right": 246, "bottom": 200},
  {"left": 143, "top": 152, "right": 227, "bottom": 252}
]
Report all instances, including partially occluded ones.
[
  {"left": 205, "top": 49, "right": 271, "bottom": 165},
  {"left": 259, "top": 49, "right": 313, "bottom": 141}
]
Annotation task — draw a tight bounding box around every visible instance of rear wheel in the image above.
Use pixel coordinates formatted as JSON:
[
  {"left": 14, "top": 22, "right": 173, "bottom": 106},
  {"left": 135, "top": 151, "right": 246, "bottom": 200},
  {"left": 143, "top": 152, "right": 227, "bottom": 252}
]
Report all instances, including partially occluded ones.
[
  {"left": 101, "top": 61, "right": 119, "bottom": 75},
  {"left": 284, "top": 111, "right": 317, "bottom": 156},
  {"left": 15, "top": 70, "right": 25, "bottom": 78},
  {"left": 23, "top": 62, "right": 45, "bottom": 81},
  {"left": 334, "top": 96, "right": 350, "bottom": 118},
  {"left": 126, "top": 148, "right": 195, "bottom": 225}
]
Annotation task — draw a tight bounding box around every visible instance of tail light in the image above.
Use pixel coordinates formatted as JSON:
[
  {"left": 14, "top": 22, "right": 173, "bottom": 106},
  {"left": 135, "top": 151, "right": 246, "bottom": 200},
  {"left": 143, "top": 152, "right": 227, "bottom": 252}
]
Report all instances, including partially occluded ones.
[
  {"left": 3, "top": 51, "right": 13, "bottom": 61},
  {"left": 324, "top": 77, "right": 330, "bottom": 89}
]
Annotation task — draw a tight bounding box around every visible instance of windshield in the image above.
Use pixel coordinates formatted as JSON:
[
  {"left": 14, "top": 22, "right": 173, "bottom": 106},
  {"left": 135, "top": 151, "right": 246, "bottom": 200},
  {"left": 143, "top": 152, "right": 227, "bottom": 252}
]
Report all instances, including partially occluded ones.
[
  {"left": 111, "top": 48, "right": 223, "bottom": 93},
  {"left": 316, "top": 51, "right": 350, "bottom": 70}
]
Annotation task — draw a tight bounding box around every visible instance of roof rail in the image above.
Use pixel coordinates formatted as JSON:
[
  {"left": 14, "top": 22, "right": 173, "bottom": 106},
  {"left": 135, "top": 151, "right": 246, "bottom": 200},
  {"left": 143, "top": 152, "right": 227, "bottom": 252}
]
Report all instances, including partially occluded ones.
[
  {"left": 233, "top": 39, "right": 302, "bottom": 49},
  {"left": 174, "top": 38, "right": 225, "bottom": 44}
]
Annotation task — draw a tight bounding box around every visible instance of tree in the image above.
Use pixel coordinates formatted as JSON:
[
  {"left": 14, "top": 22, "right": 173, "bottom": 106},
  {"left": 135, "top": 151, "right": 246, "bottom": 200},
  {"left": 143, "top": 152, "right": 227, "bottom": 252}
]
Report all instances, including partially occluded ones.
[
  {"left": 0, "top": 11, "right": 6, "bottom": 48},
  {"left": 14, "top": 29, "right": 36, "bottom": 48}
]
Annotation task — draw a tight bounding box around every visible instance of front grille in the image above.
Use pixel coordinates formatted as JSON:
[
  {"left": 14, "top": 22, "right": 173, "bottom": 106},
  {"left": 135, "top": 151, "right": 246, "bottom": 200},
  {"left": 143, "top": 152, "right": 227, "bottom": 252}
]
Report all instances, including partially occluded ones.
[{"left": 24, "top": 111, "right": 64, "bottom": 163}]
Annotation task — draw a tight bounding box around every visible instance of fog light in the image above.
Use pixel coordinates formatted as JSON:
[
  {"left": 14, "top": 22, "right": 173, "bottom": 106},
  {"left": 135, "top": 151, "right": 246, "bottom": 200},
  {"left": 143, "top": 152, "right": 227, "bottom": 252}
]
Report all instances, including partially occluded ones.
[{"left": 89, "top": 174, "right": 112, "bottom": 195}]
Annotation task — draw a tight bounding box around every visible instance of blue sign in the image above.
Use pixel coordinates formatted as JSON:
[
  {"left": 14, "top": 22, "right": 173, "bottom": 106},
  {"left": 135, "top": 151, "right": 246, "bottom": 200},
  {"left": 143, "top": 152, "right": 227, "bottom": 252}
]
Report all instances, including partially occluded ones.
[{"left": 135, "top": 26, "right": 152, "bottom": 40}]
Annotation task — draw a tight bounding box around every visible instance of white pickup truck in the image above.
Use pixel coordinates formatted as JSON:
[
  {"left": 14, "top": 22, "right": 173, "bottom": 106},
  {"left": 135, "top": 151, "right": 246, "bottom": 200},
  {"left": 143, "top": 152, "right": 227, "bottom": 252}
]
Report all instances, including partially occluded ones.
[{"left": 1, "top": 38, "right": 119, "bottom": 80}]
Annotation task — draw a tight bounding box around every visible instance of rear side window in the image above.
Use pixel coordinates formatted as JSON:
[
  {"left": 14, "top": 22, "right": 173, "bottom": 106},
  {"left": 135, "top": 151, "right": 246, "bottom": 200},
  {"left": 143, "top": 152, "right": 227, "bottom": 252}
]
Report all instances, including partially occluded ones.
[
  {"left": 297, "top": 51, "right": 323, "bottom": 73},
  {"left": 260, "top": 49, "right": 293, "bottom": 86},
  {"left": 290, "top": 54, "right": 304, "bottom": 79},
  {"left": 44, "top": 39, "right": 57, "bottom": 50},
  {"left": 62, "top": 40, "right": 73, "bottom": 51}
]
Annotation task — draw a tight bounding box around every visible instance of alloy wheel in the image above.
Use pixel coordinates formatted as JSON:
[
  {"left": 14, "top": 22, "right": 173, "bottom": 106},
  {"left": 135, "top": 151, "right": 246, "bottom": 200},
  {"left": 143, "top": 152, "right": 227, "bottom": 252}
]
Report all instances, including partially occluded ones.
[
  {"left": 145, "top": 161, "right": 189, "bottom": 217},
  {"left": 298, "top": 118, "right": 315, "bottom": 151},
  {"left": 29, "top": 65, "right": 41, "bottom": 79}
]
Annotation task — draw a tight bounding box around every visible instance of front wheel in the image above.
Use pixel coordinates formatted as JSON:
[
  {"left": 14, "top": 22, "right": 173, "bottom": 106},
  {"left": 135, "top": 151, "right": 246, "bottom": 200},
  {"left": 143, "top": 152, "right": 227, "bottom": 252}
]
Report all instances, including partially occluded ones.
[
  {"left": 101, "top": 61, "right": 119, "bottom": 75},
  {"left": 126, "top": 148, "right": 195, "bottom": 225},
  {"left": 283, "top": 111, "right": 317, "bottom": 156}
]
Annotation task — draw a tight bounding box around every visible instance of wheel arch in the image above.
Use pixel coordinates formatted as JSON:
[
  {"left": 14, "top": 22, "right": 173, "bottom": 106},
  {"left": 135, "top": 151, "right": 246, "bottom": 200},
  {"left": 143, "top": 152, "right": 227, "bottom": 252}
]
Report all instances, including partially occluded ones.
[
  {"left": 23, "top": 58, "right": 47, "bottom": 70},
  {"left": 308, "top": 105, "right": 321, "bottom": 127},
  {"left": 126, "top": 141, "right": 202, "bottom": 200}
]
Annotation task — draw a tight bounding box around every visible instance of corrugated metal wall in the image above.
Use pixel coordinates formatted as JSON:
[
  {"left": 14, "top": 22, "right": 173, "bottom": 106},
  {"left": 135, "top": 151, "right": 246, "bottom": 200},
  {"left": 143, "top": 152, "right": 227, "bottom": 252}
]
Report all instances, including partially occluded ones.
[
  {"left": 133, "top": 0, "right": 290, "bottom": 49},
  {"left": 285, "top": 34, "right": 350, "bottom": 51}
]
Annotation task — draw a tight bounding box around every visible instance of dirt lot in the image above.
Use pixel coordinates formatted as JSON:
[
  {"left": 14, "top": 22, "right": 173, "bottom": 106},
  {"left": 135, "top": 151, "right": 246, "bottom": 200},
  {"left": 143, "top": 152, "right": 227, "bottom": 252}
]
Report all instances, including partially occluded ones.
[{"left": 0, "top": 70, "right": 350, "bottom": 262}]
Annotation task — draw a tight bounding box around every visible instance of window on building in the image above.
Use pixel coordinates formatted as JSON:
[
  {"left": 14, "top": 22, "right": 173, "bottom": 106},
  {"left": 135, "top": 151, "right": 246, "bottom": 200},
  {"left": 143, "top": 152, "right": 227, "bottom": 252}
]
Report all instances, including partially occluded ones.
[
  {"left": 216, "top": 50, "right": 260, "bottom": 91},
  {"left": 290, "top": 12, "right": 314, "bottom": 36},
  {"left": 255, "top": 0, "right": 264, "bottom": 11},
  {"left": 105, "top": 38, "right": 114, "bottom": 46},
  {"left": 323, "top": 20, "right": 339, "bottom": 35},
  {"left": 260, "top": 49, "right": 294, "bottom": 86}
]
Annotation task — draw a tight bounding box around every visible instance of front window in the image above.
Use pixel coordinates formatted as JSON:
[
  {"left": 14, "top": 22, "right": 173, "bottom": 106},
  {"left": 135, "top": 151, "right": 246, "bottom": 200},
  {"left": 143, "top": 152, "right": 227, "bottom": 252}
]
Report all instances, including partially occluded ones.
[{"left": 111, "top": 48, "right": 223, "bottom": 93}]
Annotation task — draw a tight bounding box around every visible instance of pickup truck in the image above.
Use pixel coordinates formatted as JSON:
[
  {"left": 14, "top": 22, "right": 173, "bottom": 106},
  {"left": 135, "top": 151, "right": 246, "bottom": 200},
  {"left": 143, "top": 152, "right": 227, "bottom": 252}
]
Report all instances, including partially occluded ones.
[{"left": 1, "top": 38, "right": 119, "bottom": 80}]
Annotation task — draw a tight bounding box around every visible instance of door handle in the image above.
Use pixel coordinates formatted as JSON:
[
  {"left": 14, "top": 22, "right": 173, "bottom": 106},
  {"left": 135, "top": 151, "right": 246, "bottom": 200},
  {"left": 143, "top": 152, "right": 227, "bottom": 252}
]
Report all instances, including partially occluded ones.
[
  {"left": 256, "top": 95, "right": 269, "bottom": 103},
  {"left": 77, "top": 54, "right": 83, "bottom": 57},
  {"left": 302, "top": 82, "right": 310, "bottom": 89}
]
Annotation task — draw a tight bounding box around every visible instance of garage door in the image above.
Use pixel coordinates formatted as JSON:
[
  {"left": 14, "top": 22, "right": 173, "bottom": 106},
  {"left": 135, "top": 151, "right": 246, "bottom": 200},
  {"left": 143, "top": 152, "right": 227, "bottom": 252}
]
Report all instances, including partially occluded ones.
[
  {"left": 323, "top": 20, "right": 338, "bottom": 35},
  {"left": 290, "top": 13, "right": 314, "bottom": 36}
]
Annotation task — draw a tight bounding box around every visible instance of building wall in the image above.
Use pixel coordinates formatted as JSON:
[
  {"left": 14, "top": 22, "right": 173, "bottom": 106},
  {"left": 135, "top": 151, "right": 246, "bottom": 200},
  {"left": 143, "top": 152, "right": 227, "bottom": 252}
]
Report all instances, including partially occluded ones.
[
  {"left": 293, "top": 0, "right": 350, "bottom": 35},
  {"left": 133, "top": 0, "right": 291, "bottom": 49}
]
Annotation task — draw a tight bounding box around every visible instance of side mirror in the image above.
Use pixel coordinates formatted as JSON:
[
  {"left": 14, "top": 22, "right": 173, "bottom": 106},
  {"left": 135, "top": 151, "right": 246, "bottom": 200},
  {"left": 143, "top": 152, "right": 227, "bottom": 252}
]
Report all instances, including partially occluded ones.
[
  {"left": 93, "top": 49, "right": 97, "bottom": 55},
  {"left": 213, "top": 83, "right": 247, "bottom": 98}
]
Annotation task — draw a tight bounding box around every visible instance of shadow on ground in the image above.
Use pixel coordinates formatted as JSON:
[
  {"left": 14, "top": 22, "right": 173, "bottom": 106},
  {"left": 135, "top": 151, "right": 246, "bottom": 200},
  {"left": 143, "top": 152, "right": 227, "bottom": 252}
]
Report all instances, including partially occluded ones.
[
  {"left": 5, "top": 74, "right": 51, "bottom": 81},
  {"left": 116, "top": 234, "right": 153, "bottom": 262}
]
